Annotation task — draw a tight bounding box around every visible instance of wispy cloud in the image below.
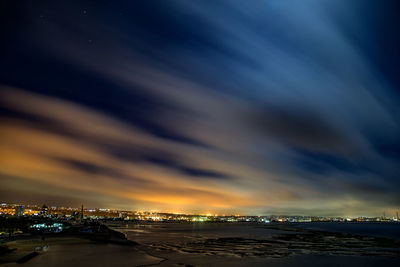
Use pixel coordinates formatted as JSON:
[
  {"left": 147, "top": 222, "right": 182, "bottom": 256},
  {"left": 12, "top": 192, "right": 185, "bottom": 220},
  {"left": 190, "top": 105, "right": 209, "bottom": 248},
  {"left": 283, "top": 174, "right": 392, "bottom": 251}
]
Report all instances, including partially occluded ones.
[{"left": 1, "top": 0, "right": 399, "bottom": 216}]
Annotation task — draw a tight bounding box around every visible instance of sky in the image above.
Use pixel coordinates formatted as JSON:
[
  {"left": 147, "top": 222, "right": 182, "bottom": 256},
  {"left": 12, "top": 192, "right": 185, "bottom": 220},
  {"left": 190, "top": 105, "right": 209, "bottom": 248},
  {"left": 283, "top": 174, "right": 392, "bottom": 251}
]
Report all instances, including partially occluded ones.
[{"left": 1, "top": 0, "right": 399, "bottom": 217}]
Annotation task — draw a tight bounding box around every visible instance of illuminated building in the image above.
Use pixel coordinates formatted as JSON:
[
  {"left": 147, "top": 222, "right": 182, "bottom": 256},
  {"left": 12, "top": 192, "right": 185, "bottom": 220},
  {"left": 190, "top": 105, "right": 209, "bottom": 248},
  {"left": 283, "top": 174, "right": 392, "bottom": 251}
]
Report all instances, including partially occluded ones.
[
  {"left": 40, "top": 204, "right": 49, "bottom": 216},
  {"left": 80, "top": 204, "right": 84, "bottom": 221},
  {"left": 14, "top": 205, "right": 25, "bottom": 217},
  {"left": 30, "top": 222, "right": 64, "bottom": 233}
]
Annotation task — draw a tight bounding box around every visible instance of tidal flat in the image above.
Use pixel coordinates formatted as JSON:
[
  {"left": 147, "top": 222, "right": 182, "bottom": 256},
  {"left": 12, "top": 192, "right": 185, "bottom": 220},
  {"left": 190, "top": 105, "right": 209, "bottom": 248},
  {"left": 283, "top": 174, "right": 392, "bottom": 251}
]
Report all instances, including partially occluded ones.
[
  {"left": 1, "top": 222, "right": 399, "bottom": 266},
  {"left": 114, "top": 222, "right": 400, "bottom": 266}
]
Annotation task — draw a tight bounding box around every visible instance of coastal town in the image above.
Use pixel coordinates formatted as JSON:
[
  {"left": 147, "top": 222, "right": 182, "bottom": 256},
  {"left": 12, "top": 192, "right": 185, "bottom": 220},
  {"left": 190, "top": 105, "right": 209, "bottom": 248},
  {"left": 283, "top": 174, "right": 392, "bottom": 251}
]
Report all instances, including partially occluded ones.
[
  {"left": 1, "top": 202, "right": 398, "bottom": 236},
  {"left": 1, "top": 202, "right": 399, "bottom": 265}
]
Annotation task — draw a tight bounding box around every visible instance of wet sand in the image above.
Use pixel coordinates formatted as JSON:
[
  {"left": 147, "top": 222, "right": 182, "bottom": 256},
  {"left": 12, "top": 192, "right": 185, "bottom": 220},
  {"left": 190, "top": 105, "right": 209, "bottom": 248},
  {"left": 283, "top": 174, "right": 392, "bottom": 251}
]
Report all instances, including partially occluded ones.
[
  {"left": 1, "top": 223, "right": 400, "bottom": 266},
  {"left": 117, "top": 222, "right": 400, "bottom": 266},
  {"left": 1, "top": 237, "right": 163, "bottom": 267},
  {"left": 2, "top": 239, "right": 399, "bottom": 267}
]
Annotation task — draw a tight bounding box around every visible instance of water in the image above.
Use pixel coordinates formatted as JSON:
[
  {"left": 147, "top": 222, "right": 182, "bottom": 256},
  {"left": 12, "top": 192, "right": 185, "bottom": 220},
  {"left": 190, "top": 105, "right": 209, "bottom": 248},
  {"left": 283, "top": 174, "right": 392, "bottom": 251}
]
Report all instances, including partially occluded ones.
[
  {"left": 110, "top": 222, "right": 292, "bottom": 245},
  {"left": 295, "top": 222, "right": 400, "bottom": 240},
  {"left": 5, "top": 222, "right": 400, "bottom": 267},
  {"left": 109, "top": 222, "right": 400, "bottom": 266}
]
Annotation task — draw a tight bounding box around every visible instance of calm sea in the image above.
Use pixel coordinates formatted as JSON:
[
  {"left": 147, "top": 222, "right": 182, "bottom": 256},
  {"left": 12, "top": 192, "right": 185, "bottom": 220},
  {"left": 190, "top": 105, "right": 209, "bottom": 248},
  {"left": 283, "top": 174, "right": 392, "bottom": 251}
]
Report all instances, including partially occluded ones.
[{"left": 295, "top": 222, "right": 400, "bottom": 240}]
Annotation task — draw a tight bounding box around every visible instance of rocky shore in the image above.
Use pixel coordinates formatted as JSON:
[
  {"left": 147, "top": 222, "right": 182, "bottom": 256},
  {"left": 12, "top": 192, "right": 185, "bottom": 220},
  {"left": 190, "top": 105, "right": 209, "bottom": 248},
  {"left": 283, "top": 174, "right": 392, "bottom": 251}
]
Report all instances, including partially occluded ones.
[{"left": 0, "top": 223, "right": 138, "bottom": 265}]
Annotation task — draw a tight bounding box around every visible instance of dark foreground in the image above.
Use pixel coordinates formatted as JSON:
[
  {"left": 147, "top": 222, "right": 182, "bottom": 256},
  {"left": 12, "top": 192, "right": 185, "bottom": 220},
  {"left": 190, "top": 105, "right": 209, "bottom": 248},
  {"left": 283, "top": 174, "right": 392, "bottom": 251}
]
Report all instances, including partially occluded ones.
[{"left": 1, "top": 222, "right": 399, "bottom": 266}]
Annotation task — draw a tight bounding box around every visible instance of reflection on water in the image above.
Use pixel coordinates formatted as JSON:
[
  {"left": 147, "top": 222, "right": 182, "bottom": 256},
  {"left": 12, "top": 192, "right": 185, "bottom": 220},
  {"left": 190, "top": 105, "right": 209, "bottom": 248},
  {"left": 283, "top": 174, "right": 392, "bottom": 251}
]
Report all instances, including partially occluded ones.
[
  {"left": 296, "top": 222, "right": 400, "bottom": 240},
  {"left": 108, "top": 222, "right": 400, "bottom": 265},
  {"left": 3, "top": 223, "right": 400, "bottom": 267}
]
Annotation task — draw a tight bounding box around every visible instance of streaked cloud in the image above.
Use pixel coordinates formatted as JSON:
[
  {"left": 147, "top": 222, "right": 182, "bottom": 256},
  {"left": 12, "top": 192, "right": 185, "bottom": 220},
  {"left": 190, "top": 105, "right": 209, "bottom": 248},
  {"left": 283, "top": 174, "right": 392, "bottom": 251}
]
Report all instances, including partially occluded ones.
[{"left": 1, "top": 0, "right": 399, "bottom": 216}]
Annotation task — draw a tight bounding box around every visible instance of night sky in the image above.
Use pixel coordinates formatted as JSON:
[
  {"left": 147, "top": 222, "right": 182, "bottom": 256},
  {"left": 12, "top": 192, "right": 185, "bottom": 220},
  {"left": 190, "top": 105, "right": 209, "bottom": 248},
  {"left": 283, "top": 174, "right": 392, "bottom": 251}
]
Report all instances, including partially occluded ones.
[{"left": 1, "top": 0, "right": 400, "bottom": 216}]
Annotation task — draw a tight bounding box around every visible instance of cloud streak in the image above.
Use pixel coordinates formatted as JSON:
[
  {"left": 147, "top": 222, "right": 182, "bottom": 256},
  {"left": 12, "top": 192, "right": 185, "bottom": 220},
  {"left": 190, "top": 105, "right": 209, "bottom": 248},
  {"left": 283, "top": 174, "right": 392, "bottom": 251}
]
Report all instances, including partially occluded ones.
[{"left": 1, "top": 0, "right": 400, "bottom": 216}]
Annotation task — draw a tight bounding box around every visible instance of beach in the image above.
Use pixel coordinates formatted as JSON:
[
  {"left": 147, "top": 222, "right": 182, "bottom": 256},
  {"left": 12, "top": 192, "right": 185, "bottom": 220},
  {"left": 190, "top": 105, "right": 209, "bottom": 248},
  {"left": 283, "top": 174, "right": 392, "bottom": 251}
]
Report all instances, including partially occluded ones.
[
  {"left": 1, "top": 222, "right": 400, "bottom": 266},
  {"left": 0, "top": 236, "right": 163, "bottom": 267}
]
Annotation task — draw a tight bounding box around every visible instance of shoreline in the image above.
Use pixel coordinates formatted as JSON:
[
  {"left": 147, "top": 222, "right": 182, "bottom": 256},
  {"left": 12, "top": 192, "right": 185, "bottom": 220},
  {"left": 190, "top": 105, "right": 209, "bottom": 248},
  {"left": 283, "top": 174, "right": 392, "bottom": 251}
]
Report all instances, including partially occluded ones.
[
  {"left": 0, "top": 223, "right": 139, "bottom": 265},
  {"left": 110, "top": 221, "right": 400, "bottom": 259},
  {"left": 2, "top": 222, "right": 399, "bottom": 266}
]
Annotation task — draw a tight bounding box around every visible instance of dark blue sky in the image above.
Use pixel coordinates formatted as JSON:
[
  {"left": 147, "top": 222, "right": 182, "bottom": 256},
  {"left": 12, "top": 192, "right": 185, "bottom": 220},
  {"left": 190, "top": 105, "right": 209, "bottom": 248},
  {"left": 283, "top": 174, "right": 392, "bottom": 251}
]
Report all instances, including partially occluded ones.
[{"left": 0, "top": 0, "right": 399, "bottom": 216}]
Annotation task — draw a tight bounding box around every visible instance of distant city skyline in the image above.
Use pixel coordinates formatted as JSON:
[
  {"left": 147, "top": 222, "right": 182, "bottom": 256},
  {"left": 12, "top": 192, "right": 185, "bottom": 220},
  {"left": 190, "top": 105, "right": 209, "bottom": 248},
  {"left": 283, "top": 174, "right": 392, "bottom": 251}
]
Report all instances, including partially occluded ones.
[{"left": 1, "top": 202, "right": 399, "bottom": 219}]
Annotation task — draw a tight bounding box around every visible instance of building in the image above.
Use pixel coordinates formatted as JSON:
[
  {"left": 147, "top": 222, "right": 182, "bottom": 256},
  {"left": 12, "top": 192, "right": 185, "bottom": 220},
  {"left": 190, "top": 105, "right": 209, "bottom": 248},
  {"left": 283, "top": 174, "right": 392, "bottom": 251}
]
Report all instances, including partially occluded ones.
[
  {"left": 30, "top": 222, "right": 64, "bottom": 233},
  {"left": 40, "top": 204, "right": 49, "bottom": 216},
  {"left": 15, "top": 205, "right": 25, "bottom": 216},
  {"left": 80, "top": 205, "right": 84, "bottom": 221}
]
